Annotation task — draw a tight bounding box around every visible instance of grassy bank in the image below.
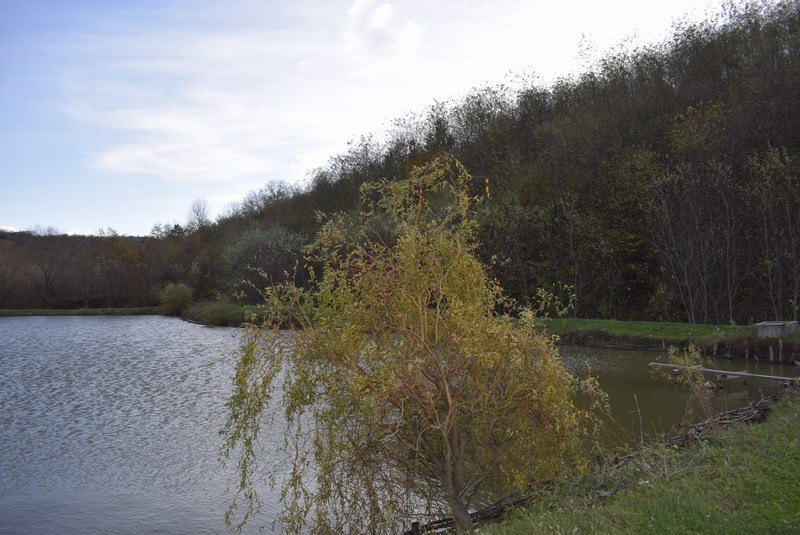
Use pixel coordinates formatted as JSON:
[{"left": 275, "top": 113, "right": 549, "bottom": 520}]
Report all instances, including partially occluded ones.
[
  {"left": 0, "top": 301, "right": 252, "bottom": 327},
  {"left": 179, "top": 300, "right": 248, "bottom": 327},
  {"left": 0, "top": 306, "right": 162, "bottom": 317},
  {"left": 541, "top": 318, "right": 755, "bottom": 345},
  {"left": 486, "top": 391, "right": 800, "bottom": 534},
  {"left": 541, "top": 318, "right": 800, "bottom": 361}
]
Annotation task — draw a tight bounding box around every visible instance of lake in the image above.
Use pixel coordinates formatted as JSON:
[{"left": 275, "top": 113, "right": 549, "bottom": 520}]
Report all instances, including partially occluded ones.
[
  {"left": 0, "top": 315, "right": 281, "bottom": 534},
  {"left": 1, "top": 315, "right": 795, "bottom": 533}
]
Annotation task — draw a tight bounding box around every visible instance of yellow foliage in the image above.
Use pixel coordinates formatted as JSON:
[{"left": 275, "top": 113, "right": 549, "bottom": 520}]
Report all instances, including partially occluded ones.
[{"left": 222, "top": 155, "right": 605, "bottom": 534}]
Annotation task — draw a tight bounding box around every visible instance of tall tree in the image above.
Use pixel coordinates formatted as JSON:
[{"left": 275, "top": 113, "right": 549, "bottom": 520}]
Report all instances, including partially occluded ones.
[
  {"left": 749, "top": 146, "right": 800, "bottom": 320},
  {"left": 187, "top": 198, "right": 211, "bottom": 230}
]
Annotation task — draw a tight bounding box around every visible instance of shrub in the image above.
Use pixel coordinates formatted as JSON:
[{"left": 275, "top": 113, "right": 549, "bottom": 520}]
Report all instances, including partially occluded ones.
[
  {"left": 158, "top": 282, "right": 193, "bottom": 316},
  {"left": 221, "top": 225, "right": 306, "bottom": 300}
]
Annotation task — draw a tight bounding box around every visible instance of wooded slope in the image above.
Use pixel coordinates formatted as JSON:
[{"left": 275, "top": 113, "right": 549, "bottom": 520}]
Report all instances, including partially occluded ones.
[{"left": 2, "top": 1, "right": 798, "bottom": 323}]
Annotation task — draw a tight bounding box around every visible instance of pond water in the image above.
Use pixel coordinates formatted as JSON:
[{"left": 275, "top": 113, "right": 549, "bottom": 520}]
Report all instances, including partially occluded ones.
[
  {"left": 556, "top": 344, "right": 796, "bottom": 447},
  {"left": 0, "top": 316, "right": 281, "bottom": 534},
  {"left": 1, "top": 316, "right": 796, "bottom": 533}
]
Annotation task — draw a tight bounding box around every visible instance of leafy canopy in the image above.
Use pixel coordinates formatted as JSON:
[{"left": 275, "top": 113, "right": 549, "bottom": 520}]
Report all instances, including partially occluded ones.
[{"left": 222, "top": 155, "right": 604, "bottom": 533}]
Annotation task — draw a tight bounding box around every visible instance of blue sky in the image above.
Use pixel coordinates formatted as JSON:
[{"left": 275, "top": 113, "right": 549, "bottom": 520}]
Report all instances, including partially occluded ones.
[{"left": 1, "top": 0, "right": 724, "bottom": 236}]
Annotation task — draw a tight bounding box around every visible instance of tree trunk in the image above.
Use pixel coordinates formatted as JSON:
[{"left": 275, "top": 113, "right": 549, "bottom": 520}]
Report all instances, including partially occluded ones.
[
  {"left": 448, "top": 496, "right": 473, "bottom": 533},
  {"left": 443, "top": 421, "right": 474, "bottom": 532}
]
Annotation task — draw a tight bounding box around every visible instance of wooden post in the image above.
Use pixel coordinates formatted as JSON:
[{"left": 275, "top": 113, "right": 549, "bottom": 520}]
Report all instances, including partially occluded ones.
[
  {"left": 770, "top": 346, "right": 774, "bottom": 362},
  {"left": 713, "top": 341, "right": 718, "bottom": 356},
  {"left": 779, "top": 339, "right": 784, "bottom": 362},
  {"left": 410, "top": 521, "right": 421, "bottom": 535}
]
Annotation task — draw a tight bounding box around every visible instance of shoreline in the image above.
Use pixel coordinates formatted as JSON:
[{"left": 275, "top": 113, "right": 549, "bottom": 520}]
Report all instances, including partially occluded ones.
[
  {"left": 0, "top": 306, "right": 162, "bottom": 317},
  {"left": 479, "top": 386, "right": 800, "bottom": 534},
  {"left": 4, "top": 310, "right": 798, "bottom": 363},
  {"left": 0, "top": 302, "right": 247, "bottom": 327},
  {"left": 413, "top": 385, "right": 800, "bottom": 534},
  {"left": 543, "top": 318, "right": 800, "bottom": 364}
]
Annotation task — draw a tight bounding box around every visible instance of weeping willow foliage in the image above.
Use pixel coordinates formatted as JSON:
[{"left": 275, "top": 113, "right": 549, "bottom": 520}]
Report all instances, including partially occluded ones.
[{"left": 222, "top": 155, "right": 605, "bottom": 533}]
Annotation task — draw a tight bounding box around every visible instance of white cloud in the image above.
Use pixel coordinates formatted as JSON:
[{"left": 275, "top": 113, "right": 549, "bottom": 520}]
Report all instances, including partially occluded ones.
[
  {"left": 64, "top": 227, "right": 91, "bottom": 236},
  {"left": 343, "top": 0, "right": 421, "bottom": 61},
  {"left": 62, "top": 4, "right": 350, "bottom": 185},
  {"left": 370, "top": 4, "right": 394, "bottom": 29},
  {"left": 59, "top": 0, "right": 724, "bottom": 194}
]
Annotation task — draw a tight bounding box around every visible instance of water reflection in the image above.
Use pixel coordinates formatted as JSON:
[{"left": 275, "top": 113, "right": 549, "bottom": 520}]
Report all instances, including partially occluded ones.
[{"left": 557, "top": 344, "right": 795, "bottom": 447}]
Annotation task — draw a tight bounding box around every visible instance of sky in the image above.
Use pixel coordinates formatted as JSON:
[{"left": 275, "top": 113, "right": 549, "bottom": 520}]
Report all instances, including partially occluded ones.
[{"left": 1, "top": 0, "right": 727, "bottom": 236}]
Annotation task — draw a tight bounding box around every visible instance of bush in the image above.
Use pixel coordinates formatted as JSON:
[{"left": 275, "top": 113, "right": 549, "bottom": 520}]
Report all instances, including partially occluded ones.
[
  {"left": 220, "top": 225, "right": 306, "bottom": 301},
  {"left": 158, "top": 282, "right": 193, "bottom": 316}
]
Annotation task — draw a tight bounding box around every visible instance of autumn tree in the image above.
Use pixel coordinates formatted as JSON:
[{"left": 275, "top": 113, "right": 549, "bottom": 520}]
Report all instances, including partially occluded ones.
[
  {"left": 220, "top": 224, "right": 306, "bottom": 300},
  {"left": 749, "top": 146, "right": 800, "bottom": 320},
  {"left": 187, "top": 198, "right": 211, "bottom": 231},
  {"left": 0, "top": 264, "right": 13, "bottom": 307},
  {"left": 25, "top": 236, "right": 64, "bottom": 307},
  {"left": 222, "top": 156, "right": 603, "bottom": 533}
]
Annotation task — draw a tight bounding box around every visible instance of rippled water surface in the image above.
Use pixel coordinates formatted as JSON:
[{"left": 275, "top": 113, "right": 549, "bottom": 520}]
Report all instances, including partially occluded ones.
[
  {"left": 0, "top": 315, "right": 279, "bottom": 534},
  {"left": 1, "top": 316, "right": 795, "bottom": 533}
]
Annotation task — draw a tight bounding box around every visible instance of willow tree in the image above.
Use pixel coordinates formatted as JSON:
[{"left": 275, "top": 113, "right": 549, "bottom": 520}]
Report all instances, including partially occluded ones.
[{"left": 222, "top": 155, "right": 604, "bottom": 533}]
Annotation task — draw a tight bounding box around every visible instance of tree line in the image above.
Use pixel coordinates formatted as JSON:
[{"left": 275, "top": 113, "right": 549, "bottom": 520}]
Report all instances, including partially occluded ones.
[{"left": 1, "top": 0, "right": 798, "bottom": 323}]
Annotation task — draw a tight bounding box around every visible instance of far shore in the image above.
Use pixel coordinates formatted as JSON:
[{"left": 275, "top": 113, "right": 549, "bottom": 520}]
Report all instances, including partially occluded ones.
[
  {"left": 543, "top": 318, "right": 800, "bottom": 363},
  {"left": 0, "top": 301, "right": 247, "bottom": 327},
  {"left": 0, "top": 306, "right": 162, "bottom": 317},
  {"left": 3, "top": 309, "right": 798, "bottom": 363}
]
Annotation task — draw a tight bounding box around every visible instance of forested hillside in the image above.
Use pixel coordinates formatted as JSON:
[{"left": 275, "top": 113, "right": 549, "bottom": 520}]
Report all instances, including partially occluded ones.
[{"left": 2, "top": 1, "right": 798, "bottom": 324}]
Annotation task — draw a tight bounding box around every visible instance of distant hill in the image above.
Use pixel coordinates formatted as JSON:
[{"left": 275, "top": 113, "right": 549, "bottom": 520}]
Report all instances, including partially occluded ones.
[{"left": 3, "top": 0, "right": 799, "bottom": 324}]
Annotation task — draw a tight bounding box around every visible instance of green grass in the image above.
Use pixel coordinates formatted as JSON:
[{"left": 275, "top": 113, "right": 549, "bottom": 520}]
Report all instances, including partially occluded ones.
[
  {"left": 0, "top": 306, "right": 162, "bottom": 317},
  {"left": 541, "top": 318, "right": 753, "bottom": 345},
  {"left": 486, "top": 392, "right": 800, "bottom": 534}
]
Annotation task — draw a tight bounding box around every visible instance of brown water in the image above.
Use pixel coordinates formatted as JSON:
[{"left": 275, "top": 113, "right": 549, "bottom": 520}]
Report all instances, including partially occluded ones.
[
  {"left": 557, "top": 344, "right": 796, "bottom": 447},
  {"left": 1, "top": 316, "right": 795, "bottom": 533}
]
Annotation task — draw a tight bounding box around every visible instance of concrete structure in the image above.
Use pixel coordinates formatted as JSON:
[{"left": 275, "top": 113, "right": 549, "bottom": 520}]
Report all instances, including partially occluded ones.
[{"left": 754, "top": 321, "right": 799, "bottom": 339}]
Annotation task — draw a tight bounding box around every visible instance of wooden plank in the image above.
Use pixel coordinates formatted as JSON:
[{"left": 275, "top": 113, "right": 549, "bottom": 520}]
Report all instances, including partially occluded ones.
[{"left": 649, "top": 362, "right": 799, "bottom": 383}]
